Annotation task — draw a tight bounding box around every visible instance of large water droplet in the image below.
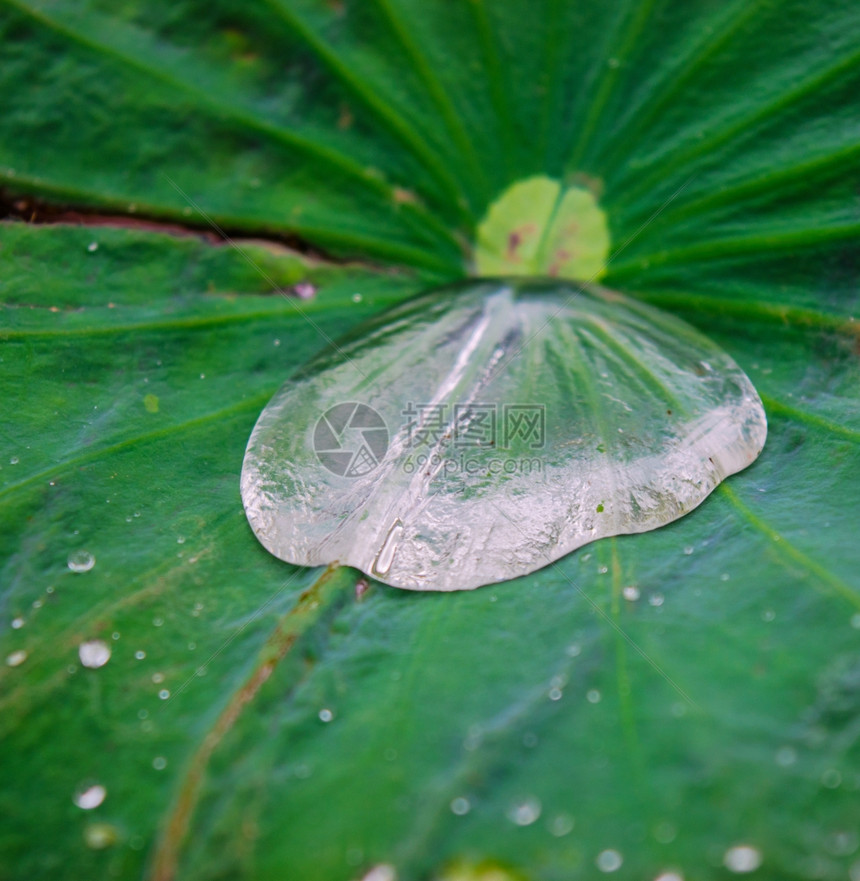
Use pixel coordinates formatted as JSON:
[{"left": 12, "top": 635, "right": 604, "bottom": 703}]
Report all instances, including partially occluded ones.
[
  {"left": 242, "top": 280, "right": 766, "bottom": 591},
  {"left": 67, "top": 550, "right": 95, "bottom": 573}
]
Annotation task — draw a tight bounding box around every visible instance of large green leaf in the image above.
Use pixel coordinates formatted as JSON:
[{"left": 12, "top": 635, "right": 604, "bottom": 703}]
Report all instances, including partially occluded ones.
[{"left": 2, "top": 2, "right": 859, "bottom": 880}]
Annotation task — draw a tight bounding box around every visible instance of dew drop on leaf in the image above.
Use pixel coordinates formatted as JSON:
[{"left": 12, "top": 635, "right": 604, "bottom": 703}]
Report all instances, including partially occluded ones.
[
  {"left": 241, "top": 279, "right": 766, "bottom": 591},
  {"left": 73, "top": 783, "right": 106, "bottom": 810},
  {"left": 78, "top": 640, "right": 111, "bottom": 669},
  {"left": 723, "top": 845, "right": 763, "bottom": 873},
  {"left": 596, "top": 849, "right": 623, "bottom": 872},
  {"left": 5, "top": 649, "right": 28, "bottom": 668},
  {"left": 506, "top": 796, "right": 541, "bottom": 826},
  {"left": 83, "top": 822, "right": 118, "bottom": 849},
  {"left": 67, "top": 550, "right": 95, "bottom": 573}
]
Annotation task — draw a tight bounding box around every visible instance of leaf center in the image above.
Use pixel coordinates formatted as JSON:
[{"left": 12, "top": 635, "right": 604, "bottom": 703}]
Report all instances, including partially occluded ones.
[{"left": 473, "top": 176, "right": 610, "bottom": 281}]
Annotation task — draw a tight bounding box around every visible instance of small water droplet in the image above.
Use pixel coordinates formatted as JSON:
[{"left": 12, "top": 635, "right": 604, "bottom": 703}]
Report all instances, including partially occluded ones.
[
  {"left": 822, "top": 768, "right": 842, "bottom": 788},
  {"left": 138, "top": 709, "right": 148, "bottom": 720},
  {"left": 6, "top": 650, "right": 28, "bottom": 667},
  {"left": 549, "top": 686, "right": 563, "bottom": 701},
  {"left": 596, "top": 849, "right": 623, "bottom": 872},
  {"left": 151, "top": 672, "right": 164, "bottom": 684},
  {"left": 352, "top": 292, "right": 363, "bottom": 303},
  {"left": 723, "top": 845, "right": 762, "bottom": 873},
  {"left": 775, "top": 746, "right": 797, "bottom": 767},
  {"left": 825, "top": 830, "right": 858, "bottom": 857},
  {"left": 111, "top": 631, "right": 120, "bottom": 640},
  {"left": 9, "top": 456, "right": 19, "bottom": 465},
  {"left": 507, "top": 796, "right": 541, "bottom": 826},
  {"left": 720, "top": 573, "right": 730, "bottom": 581},
  {"left": 654, "top": 821, "right": 677, "bottom": 844},
  {"left": 850, "top": 613, "right": 860, "bottom": 630},
  {"left": 683, "top": 545, "right": 694, "bottom": 555},
  {"left": 176, "top": 535, "right": 185, "bottom": 545},
  {"left": 566, "top": 643, "right": 582, "bottom": 657},
  {"left": 158, "top": 689, "right": 170, "bottom": 700},
  {"left": 293, "top": 282, "right": 316, "bottom": 299},
  {"left": 74, "top": 784, "right": 106, "bottom": 810},
  {"left": 319, "top": 708, "right": 334, "bottom": 722},
  {"left": 654, "top": 873, "right": 684, "bottom": 881},
  {"left": 79, "top": 640, "right": 111, "bottom": 669},
  {"left": 84, "top": 822, "right": 118, "bottom": 849},
  {"left": 152, "top": 756, "right": 167, "bottom": 770},
  {"left": 649, "top": 593, "right": 665, "bottom": 607},
  {"left": 622, "top": 585, "right": 640, "bottom": 601},
  {"left": 32, "top": 599, "right": 43, "bottom": 609},
  {"left": 550, "top": 814, "right": 574, "bottom": 837},
  {"left": 360, "top": 866, "right": 396, "bottom": 881},
  {"left": 87, "top": 241, "right": 98, "bottom": 253},
  {"left": 67, "top": 550, "right": 95, "bottom": 573},
  {"left": 11, "top": 617, "right": 24, "bottom": 630},
  {"left": 597, "top": 565, "right": 608, "bottom": 574},
  {"left": 152, "top": 617, "right": 164, "bottom": 627},
  {"left": 587, "top": 689, "right": 601, "bottom": 703},
  {"left": 450, "top": 796, "right": 470, "bottom": 815}
]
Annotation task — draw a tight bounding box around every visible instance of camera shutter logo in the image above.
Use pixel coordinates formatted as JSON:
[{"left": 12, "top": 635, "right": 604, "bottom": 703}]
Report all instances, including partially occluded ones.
[{"left": 313, "top": 402, "right": 389, "bottom": 477}]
